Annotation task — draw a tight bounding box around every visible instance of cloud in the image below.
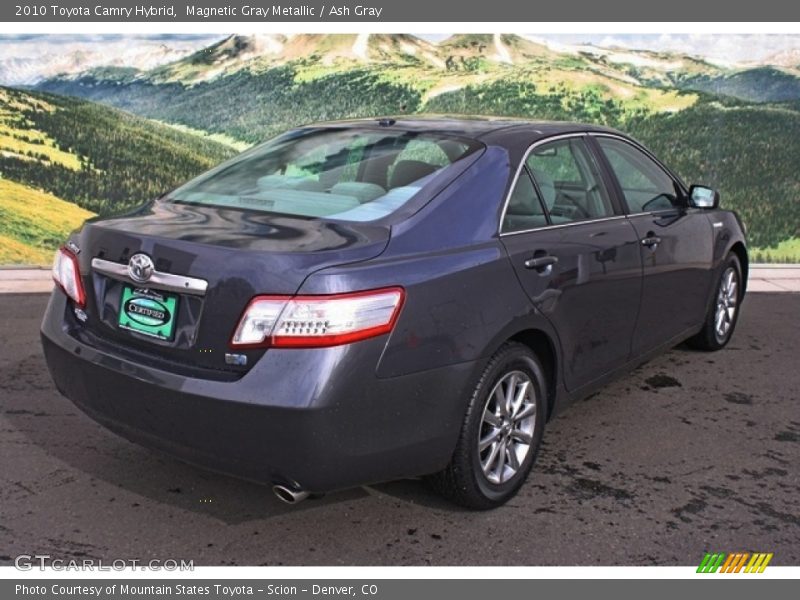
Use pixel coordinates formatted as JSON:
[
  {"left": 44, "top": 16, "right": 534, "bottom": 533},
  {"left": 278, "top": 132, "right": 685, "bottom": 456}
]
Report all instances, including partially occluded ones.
[{"left": 529, "top": 34, "right": 800, "bottom": 63}]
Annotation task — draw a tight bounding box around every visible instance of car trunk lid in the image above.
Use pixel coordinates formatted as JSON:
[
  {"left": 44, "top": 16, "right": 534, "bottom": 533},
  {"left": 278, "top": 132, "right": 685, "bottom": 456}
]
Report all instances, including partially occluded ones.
[{"left": 71, "top": 201, "right": 390, "bottom": 377}]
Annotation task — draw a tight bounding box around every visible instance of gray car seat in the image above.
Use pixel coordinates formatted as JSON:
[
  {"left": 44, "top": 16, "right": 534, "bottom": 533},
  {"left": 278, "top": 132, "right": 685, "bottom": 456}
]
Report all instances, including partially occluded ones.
[
  {"left": 531, "top": 169, "right": 570, "bottom": 224},
  {"left": 330, "top": 182, "right": 386, "bottom": 204},
  {"left": 503, "top": 172, "right": 547, "bottom": 230}
]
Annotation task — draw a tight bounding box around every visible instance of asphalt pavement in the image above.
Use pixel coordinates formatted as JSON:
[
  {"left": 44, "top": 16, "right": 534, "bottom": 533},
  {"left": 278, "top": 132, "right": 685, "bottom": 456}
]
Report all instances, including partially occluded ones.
[{"left": 0, "top": 293, "right": 798, "bottom": 566}]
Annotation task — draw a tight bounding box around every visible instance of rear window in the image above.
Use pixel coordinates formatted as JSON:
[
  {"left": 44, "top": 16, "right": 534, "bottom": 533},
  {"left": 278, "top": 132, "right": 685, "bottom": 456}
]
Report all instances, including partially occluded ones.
[{"left": 167, "top": 128, "right": 482, "bottom": 222}]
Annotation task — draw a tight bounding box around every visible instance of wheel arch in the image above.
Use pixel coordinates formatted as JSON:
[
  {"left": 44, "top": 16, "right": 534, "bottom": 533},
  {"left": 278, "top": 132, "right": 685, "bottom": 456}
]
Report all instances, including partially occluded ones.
[
  {"left": 507, "top": 328, "right": 559, "bottom": 421},
  {"left": 729, "top": 241, "right": 749, "bottom": 297}
]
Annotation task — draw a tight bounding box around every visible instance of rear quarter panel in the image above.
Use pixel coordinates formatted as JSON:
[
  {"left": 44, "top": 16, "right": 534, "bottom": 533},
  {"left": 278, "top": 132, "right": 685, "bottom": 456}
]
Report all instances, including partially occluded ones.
[{"left": 298, "top": 145, "right": 564, "bottom": 380}]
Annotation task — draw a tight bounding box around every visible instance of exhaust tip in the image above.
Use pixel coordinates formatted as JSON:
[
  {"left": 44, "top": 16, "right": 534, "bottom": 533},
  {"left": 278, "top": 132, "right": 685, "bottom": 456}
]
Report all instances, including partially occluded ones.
[{"left": 272, "top": 484, "right": 310, "bottom": 505}]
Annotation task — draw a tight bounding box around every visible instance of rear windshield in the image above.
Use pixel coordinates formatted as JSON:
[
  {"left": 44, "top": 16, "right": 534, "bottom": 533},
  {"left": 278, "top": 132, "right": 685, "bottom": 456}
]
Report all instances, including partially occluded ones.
[{"left": 167, "top": 127, "right": 482, "bottom": 222}]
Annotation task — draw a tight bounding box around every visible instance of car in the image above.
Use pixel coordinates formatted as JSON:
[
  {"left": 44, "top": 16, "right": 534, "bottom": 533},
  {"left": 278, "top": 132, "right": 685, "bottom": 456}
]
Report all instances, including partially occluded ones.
[{"left": 41, "top": 117, "right": 748, "bottom": 509}]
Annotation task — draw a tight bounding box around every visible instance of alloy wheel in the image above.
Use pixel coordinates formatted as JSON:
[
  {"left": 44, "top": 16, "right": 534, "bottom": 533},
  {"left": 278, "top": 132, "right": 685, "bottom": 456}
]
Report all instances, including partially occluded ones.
[
  {"left": 478, "top": 370, "right": 537, "bottom": 485},
  {"left": 714, "top": 266, "right": 738, "bottom": 342}
]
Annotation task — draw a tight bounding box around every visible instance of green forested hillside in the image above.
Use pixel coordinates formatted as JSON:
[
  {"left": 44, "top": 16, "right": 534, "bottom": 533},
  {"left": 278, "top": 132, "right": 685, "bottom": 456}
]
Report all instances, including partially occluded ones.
[
  {"left": 0, "top": 86, "right": 236, "bottom": 216},
  {"left": 628, "top": 104, "right": 800, "bottom": 252},
  {"left": 0, "top": 86, "right": 236, "bottom": 263},
  {"left": 424, "top": 79, "right": 634, "bottom": 126},
  {"left": 428, "top": 85, "right": 800, "bottom": 250},
  {"left": 41, "top": 67, "right": 424, "bottom": 144},
  {"left": 685, "top": 67, "right": 800, "bottom": 103},
  {"left": 37, "top": 35, "right": 696, "bottom": 144},
  {"left": 25, "top": 34, "right": 800, "bottom": 260}
]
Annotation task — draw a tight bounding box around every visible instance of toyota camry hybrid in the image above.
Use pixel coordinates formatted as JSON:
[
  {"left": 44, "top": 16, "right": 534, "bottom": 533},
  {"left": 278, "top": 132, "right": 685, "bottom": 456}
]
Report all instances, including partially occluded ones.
[{"left": 41, "top": 117, "right": 747, "bottom": 509}]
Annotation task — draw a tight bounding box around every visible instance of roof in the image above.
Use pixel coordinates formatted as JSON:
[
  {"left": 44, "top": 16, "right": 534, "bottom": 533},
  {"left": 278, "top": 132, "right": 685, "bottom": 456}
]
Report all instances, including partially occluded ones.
[{"left": 305, "top": 115, "right": 625, "bottom": 145}]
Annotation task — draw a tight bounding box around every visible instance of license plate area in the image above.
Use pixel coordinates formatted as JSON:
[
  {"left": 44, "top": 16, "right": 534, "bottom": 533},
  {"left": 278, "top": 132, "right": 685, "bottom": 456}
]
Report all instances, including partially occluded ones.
[{"left": 118, "top": 285, "right": 178, "bottom": 341}]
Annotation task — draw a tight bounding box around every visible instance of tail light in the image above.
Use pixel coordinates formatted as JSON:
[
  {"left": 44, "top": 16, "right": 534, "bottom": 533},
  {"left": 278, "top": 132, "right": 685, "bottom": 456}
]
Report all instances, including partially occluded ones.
[
  {"left": 231, "top": 287, "right": 405, "bottom": 349},
  {"left": 52, "top": 247, "right": 86, "bottom": 308}
]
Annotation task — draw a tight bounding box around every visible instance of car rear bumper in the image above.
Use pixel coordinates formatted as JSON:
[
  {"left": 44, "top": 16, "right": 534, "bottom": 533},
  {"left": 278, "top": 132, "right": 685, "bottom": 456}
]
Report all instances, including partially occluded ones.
[{"left": 41, "top": 292, "right": 476, "bottom": 492}]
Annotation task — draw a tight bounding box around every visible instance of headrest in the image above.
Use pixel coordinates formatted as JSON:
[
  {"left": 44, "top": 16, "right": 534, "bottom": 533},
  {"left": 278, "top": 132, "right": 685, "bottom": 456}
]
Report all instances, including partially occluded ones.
[
  {"left": 389, "top": 160, "right": 438, "bottom": 189},
  {"left": 330, "top": 182, "right": 386, "bottom": 204},
  {"left": 257, "top": 175, "right": 323, "bottom": 192}
]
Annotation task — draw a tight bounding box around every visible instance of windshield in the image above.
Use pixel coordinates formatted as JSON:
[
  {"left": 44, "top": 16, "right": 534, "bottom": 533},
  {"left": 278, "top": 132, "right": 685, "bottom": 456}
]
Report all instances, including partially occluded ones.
[{"left": 167, "top": 127, "right": 482, "bottom": 222}]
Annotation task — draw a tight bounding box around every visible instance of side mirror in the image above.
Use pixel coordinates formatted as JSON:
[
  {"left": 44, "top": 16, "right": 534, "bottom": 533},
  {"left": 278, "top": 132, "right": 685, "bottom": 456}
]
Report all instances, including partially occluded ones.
[{"left": 688, "top": 185, "right": 719, "bottom": 209}]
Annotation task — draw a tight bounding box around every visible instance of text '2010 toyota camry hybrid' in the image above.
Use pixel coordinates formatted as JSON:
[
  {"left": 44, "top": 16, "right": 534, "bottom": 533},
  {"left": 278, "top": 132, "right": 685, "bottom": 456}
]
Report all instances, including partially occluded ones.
[{"left": 42, "top": 117, "right": 747, "bottom": 508}]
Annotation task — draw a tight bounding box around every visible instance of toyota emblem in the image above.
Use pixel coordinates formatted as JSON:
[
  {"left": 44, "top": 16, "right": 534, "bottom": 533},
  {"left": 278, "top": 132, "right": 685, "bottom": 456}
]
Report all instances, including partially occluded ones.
[{"left": 127, "top": 253, "right": 154, "bottom": 283}]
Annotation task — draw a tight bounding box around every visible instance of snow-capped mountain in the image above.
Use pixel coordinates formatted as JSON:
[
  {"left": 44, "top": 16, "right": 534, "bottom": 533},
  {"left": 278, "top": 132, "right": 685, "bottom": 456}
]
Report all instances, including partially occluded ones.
[
  {"left": 0, "top": 36, "right": 223, "bottom": 85},
  {"left": 4, "top": 33, "right": 800, "bottom": 87},
  {"left": 759, "top": 48, "right": 800, "bottom": 69}
]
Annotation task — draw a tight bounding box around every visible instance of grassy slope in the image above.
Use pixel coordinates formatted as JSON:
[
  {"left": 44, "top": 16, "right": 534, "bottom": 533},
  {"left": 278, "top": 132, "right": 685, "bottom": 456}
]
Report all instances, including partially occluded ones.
[
  {"left": 0, "top": 86, "right": 236, "bottom": 215},
  {"left": 750, "top": 238, "right": 800, "bottom": 264},
  {"left": 0, "top": 179, "right": 94, "bottom": 264},
  {"left": 0, "top": 88, "right": 83, "bottom": 170},
  {"left": 0, "top": 86, "right": 237, "bottom": 264}
]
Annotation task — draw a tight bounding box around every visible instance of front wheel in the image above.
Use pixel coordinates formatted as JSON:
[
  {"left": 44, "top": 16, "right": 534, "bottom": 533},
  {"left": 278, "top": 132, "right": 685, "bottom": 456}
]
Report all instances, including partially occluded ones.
[
  {"left": 688, "top": 253, "right": 743, "bottom": 351},
  {"left": 427, "top": 342, "right": 547, "bottom": 509}
]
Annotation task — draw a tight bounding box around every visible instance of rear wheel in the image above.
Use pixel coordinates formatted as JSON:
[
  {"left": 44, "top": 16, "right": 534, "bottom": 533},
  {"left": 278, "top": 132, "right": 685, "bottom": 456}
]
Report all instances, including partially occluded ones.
[
  {"left": 688, "top": 253, "right": 743, "bottom": 351},
  {"left": 428, "top": 342, "right": 546, "bottom": 509}
]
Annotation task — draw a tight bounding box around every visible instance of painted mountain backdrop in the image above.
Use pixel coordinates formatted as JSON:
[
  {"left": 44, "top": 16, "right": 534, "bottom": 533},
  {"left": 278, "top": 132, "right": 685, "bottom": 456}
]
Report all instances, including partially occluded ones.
[{"left": 2, "top": 33, "right": 799, "bottom": 263}]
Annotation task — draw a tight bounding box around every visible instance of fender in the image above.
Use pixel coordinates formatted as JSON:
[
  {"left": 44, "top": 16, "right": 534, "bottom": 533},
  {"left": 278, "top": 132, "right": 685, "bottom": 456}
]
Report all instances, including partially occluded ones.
[
  {"left": 472, "top": 305, "right": 567, "bottom": 421},
  {"left": 705, "top": 209, "right": 749, "bottom": 311}
]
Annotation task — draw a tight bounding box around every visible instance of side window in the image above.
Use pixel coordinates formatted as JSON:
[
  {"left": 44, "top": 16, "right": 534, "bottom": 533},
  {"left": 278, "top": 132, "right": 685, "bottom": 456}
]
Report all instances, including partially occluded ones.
[
  {"left": 502, "top": 169, "right": 548, "bottom": 233},
  {"left": 526, "top": 138, "right": 614, "bottom": 223},
  {"left": 596, "top": 137, "right": 681, "bottom": 213}
]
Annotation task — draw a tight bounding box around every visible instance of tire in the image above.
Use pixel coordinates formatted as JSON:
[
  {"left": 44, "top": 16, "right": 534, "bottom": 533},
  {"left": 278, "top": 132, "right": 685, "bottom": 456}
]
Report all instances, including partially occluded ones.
[
  {"left": 427, "top": 342, "right": 547, "bottom": 509},
  {"left": 688, "top": 253, "right": 743, "bottom": 351}
]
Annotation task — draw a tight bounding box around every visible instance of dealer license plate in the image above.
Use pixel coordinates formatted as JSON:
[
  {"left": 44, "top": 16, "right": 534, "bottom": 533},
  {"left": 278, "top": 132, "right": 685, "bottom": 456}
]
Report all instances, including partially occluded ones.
[{"left": 118, "top": 286, "right": 178, "bottom": 341}]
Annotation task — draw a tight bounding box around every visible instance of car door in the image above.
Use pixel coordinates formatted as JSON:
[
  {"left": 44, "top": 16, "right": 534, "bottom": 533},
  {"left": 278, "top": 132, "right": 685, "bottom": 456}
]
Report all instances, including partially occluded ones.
[
  {"left": 590, "top": 134, "right": 715, "bottom": 356},
  {"left": 500, "top": 135, "right": 642, "bottom": 392}
]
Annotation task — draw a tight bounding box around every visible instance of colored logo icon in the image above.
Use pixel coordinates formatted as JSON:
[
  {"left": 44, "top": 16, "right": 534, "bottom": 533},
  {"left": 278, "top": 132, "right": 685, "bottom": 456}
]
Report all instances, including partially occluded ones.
[{"left": 697, "top": 552, "right": 773, "bottom": 573}]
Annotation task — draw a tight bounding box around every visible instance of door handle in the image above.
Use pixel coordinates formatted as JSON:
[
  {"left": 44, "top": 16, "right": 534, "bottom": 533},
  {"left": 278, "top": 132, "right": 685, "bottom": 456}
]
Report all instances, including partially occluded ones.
[
  {"left": 524, "top": 255, "right": 558, "bottom": 271},
  {"left": 641, "top": 233, "right": 662, "bottom": 248}
]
